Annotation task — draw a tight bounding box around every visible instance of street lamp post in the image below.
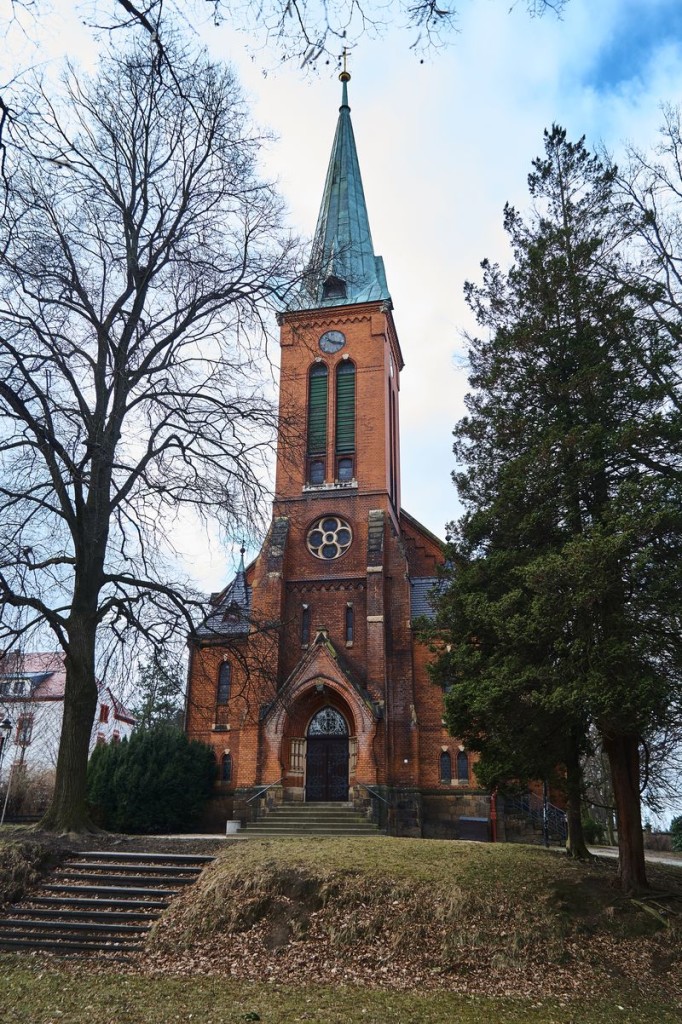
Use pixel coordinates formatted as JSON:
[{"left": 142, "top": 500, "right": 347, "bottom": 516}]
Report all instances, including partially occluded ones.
[{"left": 0, "top": 718, "right": 15, "bottom": 827}]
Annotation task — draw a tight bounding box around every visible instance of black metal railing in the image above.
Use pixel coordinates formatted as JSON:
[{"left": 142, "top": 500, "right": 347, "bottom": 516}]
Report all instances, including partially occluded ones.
[
  {"left": 504, "top": 791, "right": 568, "bottom": 843},
  {"left": 355, "top": 782, "right": 390, "bottom": 831}
]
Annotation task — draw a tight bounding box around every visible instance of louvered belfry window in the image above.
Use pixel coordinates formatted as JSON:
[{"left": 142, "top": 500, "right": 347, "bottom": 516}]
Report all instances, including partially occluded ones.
[
  {"left": 307, "top": 363, "right": 328, "bottom": 483},
  {"left": 335, "top": 360, "right": 355, "bottom": 479}
]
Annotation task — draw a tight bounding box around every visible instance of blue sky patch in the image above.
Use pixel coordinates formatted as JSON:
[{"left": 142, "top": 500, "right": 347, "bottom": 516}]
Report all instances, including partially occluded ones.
[{"left": 588, "top": 0, "right": 682, "bottom": 90}]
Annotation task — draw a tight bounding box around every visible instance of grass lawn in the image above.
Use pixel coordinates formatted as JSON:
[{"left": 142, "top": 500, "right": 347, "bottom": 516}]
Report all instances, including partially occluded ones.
[
  {"left": 0, "top": 961, "right": 678, "bottom": 1024},
  {"left": 0, "top": 835, "right": 680, "bottom": 1023}
]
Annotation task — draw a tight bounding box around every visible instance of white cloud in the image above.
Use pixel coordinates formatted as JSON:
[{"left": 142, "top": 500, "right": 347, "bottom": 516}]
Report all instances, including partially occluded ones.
[{"left": 6, "top": 0, "right": 682, "bottom": 570}]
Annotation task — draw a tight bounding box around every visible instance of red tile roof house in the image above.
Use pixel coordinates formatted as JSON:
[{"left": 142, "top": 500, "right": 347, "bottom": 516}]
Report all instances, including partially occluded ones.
[{"left": 0, "top": 652, "right": 135, "bottom": 804}]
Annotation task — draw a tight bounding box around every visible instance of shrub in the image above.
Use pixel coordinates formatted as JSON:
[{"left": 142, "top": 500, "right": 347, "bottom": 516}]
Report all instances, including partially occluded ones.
[
  {"left": 671, "top": 815, "right": 682, "bottom": 853},
  {"left": 87, "top": 725, "right": 216, "bottom": 833},
  {"left": 581, "top": 816, "right": 606, "bottom": 844},
  {"left": 1, "top": 769, "right": 55, "bottom": 818}
]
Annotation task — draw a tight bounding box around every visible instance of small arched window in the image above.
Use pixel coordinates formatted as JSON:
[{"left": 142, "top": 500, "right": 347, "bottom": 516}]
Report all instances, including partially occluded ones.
[
  {"left": 457, "top": 750, "right": 469, "bottom": 783},
  {"left": 307, "top": 363, "right": 328, "bottom": 484},
  {"left": 439, "top": 751, "right": 452, "bottom": 784},
  {"left": 345, "top": 603, "right": 354, "bottom": 644},
  {"left": 217, "top": 662, "right": 231, "bottom": 705},
  {"left": 221, "top": 753, "right": 232, "bottom": 783}
]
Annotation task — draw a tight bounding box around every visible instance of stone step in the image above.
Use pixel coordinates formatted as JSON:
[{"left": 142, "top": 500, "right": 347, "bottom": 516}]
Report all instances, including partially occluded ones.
[
  {"left": 78, "top": 851, "right": 214, "bottom": 864},
  {"left": 241, "top": 827, "right": 380, "bottom": 836},
  {"left": 247, "top": 819, "right": 378, "bottom": 829},
  {"left": 256, "top": 814, "right": 372, "bottom": 825},
  {"left": 53, "top": 871, "right": 196, "bottom": 886},
  {"left": 29, "top": 895, "right": 169, "bottom": 910},
  {"left": 43, "top": 883, "right": 181, "bottom": 897},
  {"left": 0, "top": 918, "right": 150, "bottom": 933},
  {"left": 245, "top": 801, "right": 383, "bottom": 838},
  {"left": 0, "top": 936, "right": 144, "bottom": 953},
  {"left": 13, "top": 907, "right": 158, "bottom": 922},
  {"left": 62, "top": 860, "right": 202, "bottom": 876},
  {"left": 0, "top": 849, "right": 215, "bottom": 957}
]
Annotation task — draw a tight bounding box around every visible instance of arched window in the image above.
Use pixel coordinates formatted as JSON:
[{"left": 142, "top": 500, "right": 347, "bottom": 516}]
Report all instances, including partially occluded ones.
[
  {"left": 307, "top": 363, "right": 328, "bottom": 484},
  {"left": 217, "top": 662, "right": 231, "bottom": 705},
  {"left": 335, "top": 360, "right": 355, "bottom": 481},
  {"left": 345, "top": 603, "right": 354, "bottom": 644},
  {"left": 457, "top": 750, "right": 469, "bottom": 783},
  {"left": 221, "top": 753, "right": 232, "bottom": 783},
  {"left": 440, "top": 751, "right": 452, "bottom": 784},
  {"left": 308, "top": 706, "right": 348, "bottom": 736}
]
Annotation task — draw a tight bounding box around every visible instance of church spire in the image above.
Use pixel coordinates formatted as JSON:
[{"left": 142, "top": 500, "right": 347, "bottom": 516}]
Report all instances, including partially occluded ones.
[{"left": 292, "top": 71, "right": 391, "bottom": 311}]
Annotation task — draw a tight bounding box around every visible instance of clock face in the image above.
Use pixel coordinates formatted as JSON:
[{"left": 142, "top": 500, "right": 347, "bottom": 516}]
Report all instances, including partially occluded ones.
[{"left": 319, "top": 330, "right": 346, "bottom": 354}]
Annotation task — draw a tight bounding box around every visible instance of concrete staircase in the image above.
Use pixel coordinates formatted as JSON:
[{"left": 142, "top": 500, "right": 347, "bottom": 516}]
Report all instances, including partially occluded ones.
[
  {"left": 0, "top": 849, "right": 214, "bottom": 955},
  {"left": 241, "top": 802, "right": 383, "bottom": 838}
]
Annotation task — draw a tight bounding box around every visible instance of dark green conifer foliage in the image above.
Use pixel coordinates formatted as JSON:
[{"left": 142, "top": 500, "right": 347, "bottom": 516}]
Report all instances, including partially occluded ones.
[
  {"left": 87, "top": 726, "right": 216, "bottom": 833},
  {"left": 426, "top": 127, "right": 682, "bottom": 891},
  {"left": 132, "top": 652, "right": 185, "bottom": 731}
]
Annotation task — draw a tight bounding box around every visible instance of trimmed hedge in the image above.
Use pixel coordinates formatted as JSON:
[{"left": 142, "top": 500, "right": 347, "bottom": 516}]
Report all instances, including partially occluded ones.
[{"left": 87, "top": 725, "right": 216, "bottom": 833}]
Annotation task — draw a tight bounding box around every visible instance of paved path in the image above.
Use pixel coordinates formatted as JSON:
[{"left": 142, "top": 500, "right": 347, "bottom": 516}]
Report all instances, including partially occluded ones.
[{"left": 590, "top": 845, "right": 682, "bottom": 868}]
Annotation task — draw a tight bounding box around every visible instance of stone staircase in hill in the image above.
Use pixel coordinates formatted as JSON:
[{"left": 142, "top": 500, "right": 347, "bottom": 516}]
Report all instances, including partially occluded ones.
[
  {"left": 240, "top": 802, "right": 383, "bottom": 838},
  {"left": 0, "top": 850, "right": 214, "bottom": 955}
]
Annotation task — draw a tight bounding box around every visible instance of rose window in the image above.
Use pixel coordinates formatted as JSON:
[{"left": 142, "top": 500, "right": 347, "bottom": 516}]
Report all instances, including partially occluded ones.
[{"left": 306, "top": 516, "right": 352, "bottom": 560}]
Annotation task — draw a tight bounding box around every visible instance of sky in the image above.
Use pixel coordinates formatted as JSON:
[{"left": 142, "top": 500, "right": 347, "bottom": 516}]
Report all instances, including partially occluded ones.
[
  {"left": 6, "top": 0, "right": 682, "bottom": 593},
  {"left": 198, "top": 0, "right": 682, "bottom": 587}
]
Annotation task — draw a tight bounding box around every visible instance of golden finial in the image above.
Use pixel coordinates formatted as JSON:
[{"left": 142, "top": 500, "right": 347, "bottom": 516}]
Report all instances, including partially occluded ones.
[{"left": 339, "top": 47, "right": 351, "bottom": 83}]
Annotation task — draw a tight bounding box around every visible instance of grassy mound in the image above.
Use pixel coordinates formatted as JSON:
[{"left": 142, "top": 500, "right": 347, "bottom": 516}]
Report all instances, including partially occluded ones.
[{"left": 146, "top": 838, "right": 682, "bottom": 1004}]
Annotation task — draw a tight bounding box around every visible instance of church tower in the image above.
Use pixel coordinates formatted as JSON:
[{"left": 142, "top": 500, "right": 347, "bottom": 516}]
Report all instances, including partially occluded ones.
[{"left": 186, "top": 74, "right": 488, "bottom": 838}]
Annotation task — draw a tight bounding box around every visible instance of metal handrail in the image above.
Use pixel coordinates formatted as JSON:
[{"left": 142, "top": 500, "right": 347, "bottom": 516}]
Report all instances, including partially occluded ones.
[
  {"left": 356, "top": 781, "right": 389, "bottom": 805},
  {"left": 245, "top": 777, "right": 284, "bottom": 804},
  {"left": 504, "top": 791, "right": 568, "bottom": 841}
]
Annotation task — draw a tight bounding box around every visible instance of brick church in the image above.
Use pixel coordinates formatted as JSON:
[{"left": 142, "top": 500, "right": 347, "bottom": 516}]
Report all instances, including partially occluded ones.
[{"left": 185, "top": 72, "right": 493, "bottom": 838}]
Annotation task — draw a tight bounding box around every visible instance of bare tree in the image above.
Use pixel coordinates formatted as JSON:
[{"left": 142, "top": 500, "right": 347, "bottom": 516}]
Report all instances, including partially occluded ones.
[
  {"left": 84, "top": 0, "right": 568, "bottom": 65},
  {"left": 616, "top": 105, "right": 682, "bottom": 421},
  {"left": 0, "top": 39, "right": 298, "bottom": 830}
]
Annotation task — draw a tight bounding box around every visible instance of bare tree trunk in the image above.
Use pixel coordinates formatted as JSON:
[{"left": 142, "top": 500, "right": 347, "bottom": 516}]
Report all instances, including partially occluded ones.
[
  {"left": 565, "top": 737, "right": 589, "bottom": 859},
  {"left": 40, "top": 616, "right": 99, "bottom": 832},
  {"left": 602, "top": 732, "right": 648, "bottom": 892}
]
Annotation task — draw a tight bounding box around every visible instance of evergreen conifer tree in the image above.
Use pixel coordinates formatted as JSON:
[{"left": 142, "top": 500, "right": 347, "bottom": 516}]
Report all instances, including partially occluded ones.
[
  {"left": 87, "top": 725, "right": 216, "bottom": 833},
  {"left": 426, "top": 127, "right": 682, "bottom": 891},
  {"left": 132, "top": 652, "right": 185, "bottom": 732}
]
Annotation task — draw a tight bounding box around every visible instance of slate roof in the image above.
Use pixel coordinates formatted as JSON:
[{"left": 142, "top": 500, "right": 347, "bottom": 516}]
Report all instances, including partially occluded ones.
[
  {"left": 290, "top": 76, "right": 391, "bottom": 312},
  {"left": 195, "top": 560, "right": 252, "bottom": 640},
  {"left": 410, "top": 578, "right": 444, "bottom": 622}
]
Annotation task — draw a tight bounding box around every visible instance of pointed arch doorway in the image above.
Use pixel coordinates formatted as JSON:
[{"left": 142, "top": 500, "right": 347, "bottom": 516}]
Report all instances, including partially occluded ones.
[{"left": 305, "top": 706, "right": 349, "bottom": 802}]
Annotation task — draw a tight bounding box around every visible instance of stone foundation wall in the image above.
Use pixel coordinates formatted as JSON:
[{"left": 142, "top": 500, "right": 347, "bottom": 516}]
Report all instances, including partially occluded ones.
[{"left": 421, "top": 790, "right": 493, "bottom": 841}]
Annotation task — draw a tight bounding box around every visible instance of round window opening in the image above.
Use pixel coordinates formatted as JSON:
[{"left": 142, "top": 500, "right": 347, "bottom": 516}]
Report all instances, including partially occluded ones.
[{"left": 306, "top": 515, "right": 353, "bottom": 560}]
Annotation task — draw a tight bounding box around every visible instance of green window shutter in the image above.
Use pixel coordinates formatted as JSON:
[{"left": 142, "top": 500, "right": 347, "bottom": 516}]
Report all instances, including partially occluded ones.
[
  {"left": 307, "top": 364, "right": 328, "bottom": 455},
  {"left": 335, "top": 362, "right": 355, "bottom": 453}
]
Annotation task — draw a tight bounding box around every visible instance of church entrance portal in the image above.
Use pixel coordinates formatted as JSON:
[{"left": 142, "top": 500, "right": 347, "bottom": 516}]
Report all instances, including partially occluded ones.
[{"left": 305, "top": 707, "right": 349, "bottom": 802}]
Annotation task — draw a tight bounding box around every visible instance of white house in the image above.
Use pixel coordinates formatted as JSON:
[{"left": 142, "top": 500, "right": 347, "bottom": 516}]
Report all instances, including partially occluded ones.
[{"left": 0, "top": 652, "right": 135, "bottom": 784}]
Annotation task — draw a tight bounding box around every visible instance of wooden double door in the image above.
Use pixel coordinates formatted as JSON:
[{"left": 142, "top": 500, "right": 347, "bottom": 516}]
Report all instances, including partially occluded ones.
[{"left": 305, "top": 736, "right": 349, "bottom": 802}]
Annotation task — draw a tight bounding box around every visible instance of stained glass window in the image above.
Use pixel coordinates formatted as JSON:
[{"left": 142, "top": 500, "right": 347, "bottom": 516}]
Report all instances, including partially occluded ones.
[{"left": 308, "top": 707, "right": 348, "bottom": 736}]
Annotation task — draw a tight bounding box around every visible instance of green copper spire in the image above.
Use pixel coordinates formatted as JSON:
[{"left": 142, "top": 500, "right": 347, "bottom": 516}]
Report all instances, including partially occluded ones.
[{"left": 292, "top": 72, "right": 391, "bottom": 310}]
